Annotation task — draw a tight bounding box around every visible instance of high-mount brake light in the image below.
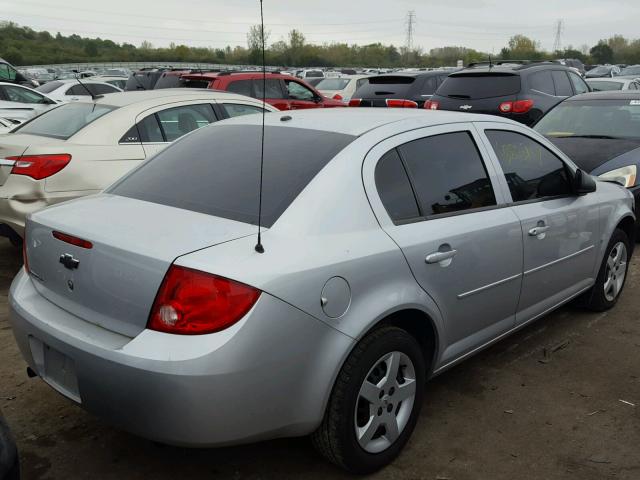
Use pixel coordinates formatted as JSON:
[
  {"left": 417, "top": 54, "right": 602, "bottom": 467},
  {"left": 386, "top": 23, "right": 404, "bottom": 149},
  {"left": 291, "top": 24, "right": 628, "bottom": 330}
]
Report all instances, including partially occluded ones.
[
  {"left": 424, "top": 100, "right": 440, "bottom": 110},
  {"left": 499, "top": 99, "right": 534, "bottom": 114},
  {"left": 7, "top": 154, "right": 71, "bottom": 180},
  {"left": 348, "top": 98, "right": 362, "bottom": 107},
  {"left": 148, "top": 265, "right": 261, "bottom": 335},
  {"left": 52, "top": 231, "right": 93, "bottom": 249},
  {"left": 385, "top": 99, "right": 418, "bottom": 108}
]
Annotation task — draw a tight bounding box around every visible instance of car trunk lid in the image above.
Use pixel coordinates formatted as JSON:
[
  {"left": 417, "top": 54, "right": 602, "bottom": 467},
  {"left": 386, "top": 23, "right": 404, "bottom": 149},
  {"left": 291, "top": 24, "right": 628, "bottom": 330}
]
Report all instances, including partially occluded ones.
[{"left": 25, "top": 194, "right": 258, "bottom": 338}]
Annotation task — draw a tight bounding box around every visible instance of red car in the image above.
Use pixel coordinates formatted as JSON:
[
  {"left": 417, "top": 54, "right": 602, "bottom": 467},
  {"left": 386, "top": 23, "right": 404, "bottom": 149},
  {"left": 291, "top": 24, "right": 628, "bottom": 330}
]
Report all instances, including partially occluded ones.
[{"left": 177, "top": 72, "right": 345, "bottom": 110}]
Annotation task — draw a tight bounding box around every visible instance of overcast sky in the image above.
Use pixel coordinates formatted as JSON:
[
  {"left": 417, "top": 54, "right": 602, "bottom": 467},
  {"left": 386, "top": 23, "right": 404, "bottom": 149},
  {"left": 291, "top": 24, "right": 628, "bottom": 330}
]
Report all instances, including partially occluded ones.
[{"left": 1, "top": 0, "right": 638, "bottom": 53}]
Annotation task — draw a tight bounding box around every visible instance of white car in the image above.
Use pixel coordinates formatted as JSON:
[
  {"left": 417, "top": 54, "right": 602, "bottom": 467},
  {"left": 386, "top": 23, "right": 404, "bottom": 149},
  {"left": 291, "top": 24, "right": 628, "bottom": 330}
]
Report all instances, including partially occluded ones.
[
  {"left": 0, "top": 89, "right": 277, "bottom": 243},
  {"left": 0, "top": 82, "right": 58, "bottom": 123},
  {"left": 297, "top": 69, "right": 325, "bottom": 80},
  {"left": 92, "top": 76, "right": 127, "bottom": 90},
  {"left": 35, "top": 79, "right": 123, "bottom": 103},
  {"left": 0, "top": 117, "right": 20, "bottom": 134},
  {"left": 586, "top": 77, "right": 640, "bottom": 92},
  {"left": 316, "top": 75, "right": 369, "bottom": 102}
]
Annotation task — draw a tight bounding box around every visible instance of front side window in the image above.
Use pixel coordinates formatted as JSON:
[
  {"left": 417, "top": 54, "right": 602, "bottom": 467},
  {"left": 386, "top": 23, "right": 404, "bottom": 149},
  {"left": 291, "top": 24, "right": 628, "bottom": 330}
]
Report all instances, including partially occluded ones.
[
  {"left": 156, "top": 104, "right": 216, "bottom": 142},
  {"left": 0, "top": 64, "right": 17, "bottom": 81},
  {"left": 486, "top": 130, "right": 572, "bottom": 202},
  {"left": 2, "top": 85, "right": 45, "bottom": 103},
  {"left": 375, "top": 149, "right": 420, "bottom": 222},
  {"left": 568, "top": 72, "right": 589, "bottom": 94},
  {"left": 397, "top": 131, "right": 497, "bottom": 217},
  {"left": 223, "top": 103, "right": 264, "bottom": 118},
  {"left": 286, "top": 80, "right": 316, "bottom": 101}
]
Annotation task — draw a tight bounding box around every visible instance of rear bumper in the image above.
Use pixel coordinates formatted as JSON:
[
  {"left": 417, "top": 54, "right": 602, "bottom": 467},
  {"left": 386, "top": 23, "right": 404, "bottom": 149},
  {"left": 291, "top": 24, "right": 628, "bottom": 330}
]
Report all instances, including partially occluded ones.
[{"left": 9, "top": 270, "right": 353, "bottom": 447}]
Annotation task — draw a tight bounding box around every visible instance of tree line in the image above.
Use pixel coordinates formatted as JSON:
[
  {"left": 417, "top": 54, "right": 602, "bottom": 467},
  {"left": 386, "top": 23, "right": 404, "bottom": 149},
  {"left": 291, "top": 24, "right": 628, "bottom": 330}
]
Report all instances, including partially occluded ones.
[{"left": 1, "top": 21, "right": 639, "bottom": 68}]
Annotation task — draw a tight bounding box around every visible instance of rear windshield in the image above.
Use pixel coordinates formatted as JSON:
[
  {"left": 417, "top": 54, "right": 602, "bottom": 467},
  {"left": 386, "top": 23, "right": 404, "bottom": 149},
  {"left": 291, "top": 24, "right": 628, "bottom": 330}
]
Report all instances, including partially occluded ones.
[
  {"left": 534, "top": 99, "right": 640, "bottom": 140},
  {"left": 305, "top": 70, "right": 324, "bottom": 78},
  {"left": 110, "top": 125, "right": 355, "bottom": 227},
  {"left": 14, "top": 102, "right": 116, "bottom": 139},
  {"left": 316, "top": 78, "right": 351, "bottom": 90},
  {"left": 437, "top": 73, "right": 521, "bottom": 99},
  {"left": 353, "top": 76, "right": 416, "bottom": 98},
  {"left": 587, "top": 80, "right": 624, "bottom": 91},
  {"left": 36, "top": 81, "right": 63, "bottom": 94}
]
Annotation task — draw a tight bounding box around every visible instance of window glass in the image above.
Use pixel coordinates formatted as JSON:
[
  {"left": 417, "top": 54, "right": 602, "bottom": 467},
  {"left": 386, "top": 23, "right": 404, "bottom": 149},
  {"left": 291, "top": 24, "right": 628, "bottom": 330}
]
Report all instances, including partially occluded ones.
[
  {"left": 398, "top": 132, "right": 496, "bottom": 216},
  {"left": 110, "top": 125, "right": 355, "bottom": 227},
  {"left": 138, "top": 115, "right": 164, "bottom": 142},
  {"left": 529, "top": 71, "right": 555, "bottom": 95},
  {"left": 552, "top": 71, "right": 572, "bottom": 96},
  {"left": 419, "top": 76, "right": 438, "bottom": 95},
  {"left": 436, "top": 73, "right": 521, "bottom": 99},
  {"left": 0, "top": 64, "right": 17, "bottom": 81},
  {"left": 587, "top": 80, "right": 623, "bottom": 91},
  {"left": 92, "top": 83, "right": 119, "bottom": 94},
  {"left": 253, "top": 79, "right": 285, "bottom": 99},
  {"left": 486, "top": 130, "right": 572, "bottom": 202},
  {"left": 66, "top": 84, "right": 91, "bottom": 96},
  {"left": 227, "top": 80, "right": 253, "bottom": 97},
  {"left": 286, "top": 80, "right": 316, "bottom": 101},
  {"left": 352, "top": 76, "right": 415, "bottom": 99},
  {"left": 315, "top": 78, "right": 350, "bottom": 91},
  {"left": 375, "top": 149, "right": 420, "bottom": 221},
  {"left": 3, "top": 86, "right": 45, "bottom": 103},
  {"left": 36, "top": 81, "right": 63, "bottom": 94},
  {"left": 568, "top": 72, "right": 589, "bottom": 94},
  {"left": 156, "top": 104, "right": 216, "bottom": 142},
  {"left": 223, "top": 103, "right": 264, "bottom": 118},
  {"left": 14, "top": 103, "right": 116, "bottom": 139}
]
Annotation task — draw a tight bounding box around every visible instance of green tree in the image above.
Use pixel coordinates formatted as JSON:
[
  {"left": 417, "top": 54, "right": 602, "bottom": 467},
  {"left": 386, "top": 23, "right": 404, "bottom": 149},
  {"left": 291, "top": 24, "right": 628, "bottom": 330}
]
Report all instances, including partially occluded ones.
[{"left": 590, "top": 41, "right": 614, "bottom": 64}]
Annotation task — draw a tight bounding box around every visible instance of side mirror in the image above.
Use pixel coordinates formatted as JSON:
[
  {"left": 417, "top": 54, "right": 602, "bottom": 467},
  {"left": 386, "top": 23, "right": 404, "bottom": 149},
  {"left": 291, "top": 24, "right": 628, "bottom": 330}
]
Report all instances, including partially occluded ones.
[{"left": 573, "top": 169, "right": 596, "bottom": 195}]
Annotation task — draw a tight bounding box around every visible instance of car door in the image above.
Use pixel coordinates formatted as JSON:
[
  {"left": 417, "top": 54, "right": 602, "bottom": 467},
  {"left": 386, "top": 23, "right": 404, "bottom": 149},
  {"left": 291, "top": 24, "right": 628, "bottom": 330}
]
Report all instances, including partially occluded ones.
[
  {"left": 363, "top": 124, "right": 524, "bottom": 365},
  {"left": 479, "top": 124, "right": 600, "bottom": 325},
  {"left": 285, "top": 79, "right": 322, "bottom": 109},
  {"left": 253, "top": 78, "right": 291, "bottom": 111}
]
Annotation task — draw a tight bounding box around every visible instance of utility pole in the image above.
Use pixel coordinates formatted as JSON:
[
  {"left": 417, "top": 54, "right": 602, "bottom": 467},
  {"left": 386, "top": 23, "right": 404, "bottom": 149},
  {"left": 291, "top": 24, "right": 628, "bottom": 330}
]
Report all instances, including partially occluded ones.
[
  {"left": 553, "top": 19, "right": 564, "bottom": 54},
  {"left": 405, "top": 10, "right": 416, "bottom": 63}
]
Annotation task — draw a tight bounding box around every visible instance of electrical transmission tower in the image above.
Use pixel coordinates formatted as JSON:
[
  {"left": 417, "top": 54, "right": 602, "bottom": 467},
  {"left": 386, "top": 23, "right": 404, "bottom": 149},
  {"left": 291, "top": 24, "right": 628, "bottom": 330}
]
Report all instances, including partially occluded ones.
[
  {"left": 553, "top": 19, "right": 564, "bottom": 53},
  {"left": 405, "top": 10, "right": 416, "bottom": 60}
]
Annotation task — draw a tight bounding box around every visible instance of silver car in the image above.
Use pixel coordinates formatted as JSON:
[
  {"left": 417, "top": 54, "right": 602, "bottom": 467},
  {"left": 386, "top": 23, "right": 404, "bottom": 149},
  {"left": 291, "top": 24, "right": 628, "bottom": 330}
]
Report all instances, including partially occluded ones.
[{"left": 9, "top": 109, "right": 635, "bottom": 473}]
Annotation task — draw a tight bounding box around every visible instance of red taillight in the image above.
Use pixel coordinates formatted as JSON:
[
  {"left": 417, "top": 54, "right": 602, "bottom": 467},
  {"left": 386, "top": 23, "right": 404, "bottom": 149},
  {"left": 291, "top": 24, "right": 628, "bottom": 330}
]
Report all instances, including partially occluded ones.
[
  {"left": 333, "top": 93, "right": 343, "bottom": 100},
  {"left": 385, "top": 99, "right": 418, "bottom": 108},
  {"left": 424, "top": 100, "right": 440, "bottom": 110},
  {"left": 348, "top": 98, "right": 362, "bottom": 107},
  {"left": 52, "top": 231, "right": 93, "bottom": 249},
  {"left": 148, "top": 265, "right": 261, "bottom": 335},
  {"left": 499, "top": 99, "right": 534, "bottom": 114},
  {"left": 7, "top": 154, "right": 71, "bottom": 180}
]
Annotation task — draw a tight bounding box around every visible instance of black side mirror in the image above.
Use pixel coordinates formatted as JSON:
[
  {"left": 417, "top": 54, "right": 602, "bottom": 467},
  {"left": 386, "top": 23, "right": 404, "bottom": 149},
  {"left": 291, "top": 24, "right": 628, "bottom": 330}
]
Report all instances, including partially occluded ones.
[{"left": 573, "top": 169, "right": 597, "bottom": 195}]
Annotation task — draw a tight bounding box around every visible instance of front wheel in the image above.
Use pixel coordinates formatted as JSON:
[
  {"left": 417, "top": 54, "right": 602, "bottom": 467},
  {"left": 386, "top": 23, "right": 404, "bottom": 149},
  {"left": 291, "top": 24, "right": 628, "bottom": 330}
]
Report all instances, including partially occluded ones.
[
  {"left": 312, "top": 326, "right": 425, "bottom": 474},
  {"left": 585, "top": 228, "right": 630, "bottom": 311}
]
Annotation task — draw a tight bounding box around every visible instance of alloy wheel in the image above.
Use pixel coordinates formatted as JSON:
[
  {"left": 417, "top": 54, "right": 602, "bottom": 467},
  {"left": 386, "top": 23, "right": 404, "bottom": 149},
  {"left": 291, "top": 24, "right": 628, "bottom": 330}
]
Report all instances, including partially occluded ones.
[{"left": 604, "top": 241, "right": 627, "bottom": 302}]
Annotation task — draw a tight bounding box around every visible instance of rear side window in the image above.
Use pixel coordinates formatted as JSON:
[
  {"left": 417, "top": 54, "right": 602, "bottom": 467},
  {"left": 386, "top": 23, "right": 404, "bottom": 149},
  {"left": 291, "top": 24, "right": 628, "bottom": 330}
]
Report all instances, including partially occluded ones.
[
  {"left": 486, "top": 130, "right": 572, "bottom": 202},
  {"left": 110, "top": 125, "right": 355, "bottom": 227},
  {"left": 529, "top": 71, "right": 555, "bottom": 95},
  {"left": 254, "top": 79, "right": 285, "bottom": 99},
  {"left": 552, "top": 71, "right": 572, "bottom": 96},
  {"left": 223, "top": 103, "right": 264, "bottom": 117},
  {"left": 397, "top": 132, "right": 497, "bottom": 217},
  {"left": 375, "top": 149, "right": 420, "bottom": 222},
  {"left": 156, "top": 104, "right": 216, "bottom": 142},
  {"left": 437, "top": 73, "right": 520, "bottom": 99},
  {"left": 14, "top": 103, "right": 116, "bottom": 139},
  {"left": 227, "top": 80, "right": 253, "bottom": 97}
]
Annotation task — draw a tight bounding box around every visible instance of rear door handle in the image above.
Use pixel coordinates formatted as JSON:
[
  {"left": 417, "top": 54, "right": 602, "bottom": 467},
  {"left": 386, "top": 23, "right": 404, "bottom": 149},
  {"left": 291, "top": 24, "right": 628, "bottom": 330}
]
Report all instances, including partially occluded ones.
[
  {"left": 528, "top": 226, "right": 550, "bottom": 236},
  {"left": 425, "top": 249, "right": 458, "bottom": 264}
]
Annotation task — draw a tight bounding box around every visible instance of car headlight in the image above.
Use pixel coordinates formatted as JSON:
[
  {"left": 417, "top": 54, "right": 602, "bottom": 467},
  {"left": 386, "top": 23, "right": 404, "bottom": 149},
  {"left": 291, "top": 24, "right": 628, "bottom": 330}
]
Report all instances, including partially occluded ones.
[{"left": 598, "top": 165, "right": 637, "bottom": 188}]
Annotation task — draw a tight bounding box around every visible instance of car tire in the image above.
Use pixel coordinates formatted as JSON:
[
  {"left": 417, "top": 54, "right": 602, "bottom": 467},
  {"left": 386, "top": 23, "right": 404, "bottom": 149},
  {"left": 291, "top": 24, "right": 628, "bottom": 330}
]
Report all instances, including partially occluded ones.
[
  {"left": 311, "top": 325, "right": 425, "bottom": 474},
  {"left": 584, "top": 228, "right": 630, "bottom": 311}
]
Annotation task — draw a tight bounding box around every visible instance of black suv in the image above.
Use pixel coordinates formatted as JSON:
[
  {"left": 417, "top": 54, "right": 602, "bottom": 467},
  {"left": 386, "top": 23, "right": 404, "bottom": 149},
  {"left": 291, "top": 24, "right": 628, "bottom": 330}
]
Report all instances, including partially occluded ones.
[
  {"left": 427, "top": 61, "right": 590, "bottom": 126},
  {"left": 349, "top": 70, "right": 457, "bottom": 109}
]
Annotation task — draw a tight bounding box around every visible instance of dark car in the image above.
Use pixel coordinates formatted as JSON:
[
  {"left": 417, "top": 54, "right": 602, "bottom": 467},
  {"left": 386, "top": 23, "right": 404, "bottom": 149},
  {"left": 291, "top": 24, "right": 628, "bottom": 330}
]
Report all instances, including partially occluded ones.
[
  {"left": 427, "top": 61, "right": 590, "bottom": 126},
  {"left": 124, "top": 68, "right": 182, "bottom": 91},
  {"left": 585, "top": 65, "right": 621, "bottom": 78},
  {"left": 534, "top": 91, "right": 640, "bottom": 234},
  {"left": 348, "top": 70, "right": 456, "bottom": 109},
  {"left": 555, "top": 58, "right": 586, "bottom": 75},
  {"left": 175, "top": 71, "right": 345, "bottom": 111},
  {"left": 0, "top": 412, "right": 19, "bottom": 480}
]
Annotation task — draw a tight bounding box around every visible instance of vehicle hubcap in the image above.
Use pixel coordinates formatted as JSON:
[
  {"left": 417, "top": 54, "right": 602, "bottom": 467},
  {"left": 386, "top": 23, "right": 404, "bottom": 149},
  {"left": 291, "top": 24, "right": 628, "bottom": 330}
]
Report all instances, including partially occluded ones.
[
  {"left": 354, "top": 351, "right": 416, "bottom": 453},
  {"left": 604, "top": 241, "right": 627, "bottom": 302}
]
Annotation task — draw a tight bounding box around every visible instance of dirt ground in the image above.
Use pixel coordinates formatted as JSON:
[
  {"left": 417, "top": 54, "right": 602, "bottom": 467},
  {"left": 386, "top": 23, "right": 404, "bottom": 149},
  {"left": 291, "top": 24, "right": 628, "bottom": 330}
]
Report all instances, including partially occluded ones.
[{"left": 0, "top": 237, "right": 638, "bottom": 480}]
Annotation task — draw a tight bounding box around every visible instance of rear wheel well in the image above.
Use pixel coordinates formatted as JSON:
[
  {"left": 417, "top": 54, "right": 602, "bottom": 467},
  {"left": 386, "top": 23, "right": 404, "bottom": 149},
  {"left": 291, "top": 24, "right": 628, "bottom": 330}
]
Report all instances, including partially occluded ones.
[
  {"left": 376, "top": 309, "right": 438, "bottom": 375},
  {"left": 616, "top": 216, "right": 636, "bottom": 252}
]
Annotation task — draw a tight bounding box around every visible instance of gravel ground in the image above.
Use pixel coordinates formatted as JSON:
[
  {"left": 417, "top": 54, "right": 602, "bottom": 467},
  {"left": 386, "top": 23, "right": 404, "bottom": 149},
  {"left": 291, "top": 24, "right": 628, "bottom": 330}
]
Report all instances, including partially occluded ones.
[{"left": 0, "top": 237, "right": 638, "bottom": 480}]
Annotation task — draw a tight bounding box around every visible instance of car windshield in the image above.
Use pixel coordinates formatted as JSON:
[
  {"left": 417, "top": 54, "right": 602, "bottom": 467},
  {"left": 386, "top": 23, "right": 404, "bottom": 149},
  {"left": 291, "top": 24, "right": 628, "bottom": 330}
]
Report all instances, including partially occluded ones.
[
  {"left": 621, "top": 65, "right": 640, "bottom": 76},
  {"left": 110, "top": 124, "right": 356, "bottom": 227},
  {"left": 353, "top": 76, "right": 415, "bottom": 99},
  {"left": 437, "top": 73, "right": 521, "bottom": 99},
  {"left": 305, "top": 70, "right": 324, "bottom": 78},
  {"left": 14, "top": 102, "right": 116, "bottom": 139},
  {"left": 316, "top": 78, "right": 351, "bottom": 90},
  {"left": 534, "top": 99, "right": 640, "bottom": 140},
  {"left": 587, "top": 80, "right": 624, "bottom": 91}
]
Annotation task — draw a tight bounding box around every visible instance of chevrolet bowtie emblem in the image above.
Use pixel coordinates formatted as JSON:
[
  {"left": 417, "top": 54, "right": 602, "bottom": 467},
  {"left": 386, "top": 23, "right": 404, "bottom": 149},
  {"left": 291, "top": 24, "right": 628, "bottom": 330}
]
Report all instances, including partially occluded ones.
[{"left": 59, "top": 254, "right": 80, "bottom": 270}]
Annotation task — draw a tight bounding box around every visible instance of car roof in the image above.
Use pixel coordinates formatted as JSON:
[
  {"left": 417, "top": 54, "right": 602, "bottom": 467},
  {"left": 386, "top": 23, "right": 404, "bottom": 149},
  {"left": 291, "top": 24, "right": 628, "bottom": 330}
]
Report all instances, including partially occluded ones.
[
  {"left": 567, "top": 90, "right": 640, "bottom": 101},
  {"left": 455, "top": 63, "right": 573, "bottom": 75},
  {"left": 81, "top": 88, "right": 269, "bottom": 107},
  {"left": 216, "top": 108, "right": 519, "bottom": 136}
]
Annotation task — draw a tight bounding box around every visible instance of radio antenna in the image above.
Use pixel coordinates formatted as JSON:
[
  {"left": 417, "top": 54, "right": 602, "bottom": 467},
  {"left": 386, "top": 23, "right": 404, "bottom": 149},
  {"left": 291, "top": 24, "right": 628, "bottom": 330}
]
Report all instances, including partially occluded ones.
[{"left": 255, "top": 0, "right": 266, "bottom": 254}]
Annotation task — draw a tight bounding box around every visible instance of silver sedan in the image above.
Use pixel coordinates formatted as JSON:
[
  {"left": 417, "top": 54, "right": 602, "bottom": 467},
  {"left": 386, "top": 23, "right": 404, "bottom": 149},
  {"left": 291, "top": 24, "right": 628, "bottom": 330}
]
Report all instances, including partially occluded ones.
[{"left": 9, "top": 109, "right": 635, "bottom": 473}]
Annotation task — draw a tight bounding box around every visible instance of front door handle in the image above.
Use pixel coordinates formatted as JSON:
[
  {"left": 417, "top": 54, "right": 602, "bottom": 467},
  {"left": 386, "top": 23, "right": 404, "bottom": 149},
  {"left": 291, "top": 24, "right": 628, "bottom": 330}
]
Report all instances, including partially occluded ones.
[
  {"left": 425, "top": 249, "right": 458, "bottom": 264},
  {"left": 528, "top": 225, "right": 550, "bottom": 236}
]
